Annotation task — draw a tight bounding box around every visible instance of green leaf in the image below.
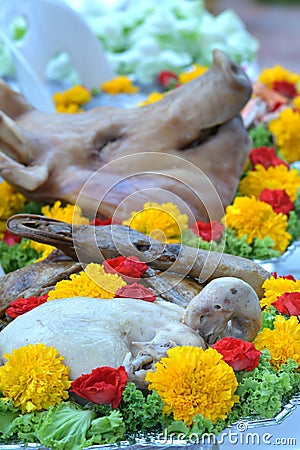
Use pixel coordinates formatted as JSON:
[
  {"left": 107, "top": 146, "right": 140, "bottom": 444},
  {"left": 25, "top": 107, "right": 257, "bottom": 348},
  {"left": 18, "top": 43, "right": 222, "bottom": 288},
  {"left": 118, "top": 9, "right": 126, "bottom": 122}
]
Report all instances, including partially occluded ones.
[
  {"left": 228, "top": 351, "right": 295, "bottom": 422},
  {"left": 260, "top": 306, "right": 278, "bottom": 330},
  {"left": 0, "top": 398, "right": 19, "bottom": 439},
  {"left": 249, "top": 125, "right": 273, "bottom": 148},
  {"left": 288, "top": 210, "right": 300, "bottom": 241},
  {"left": 85, "top": 410, "right": 125, "bottom": 445},
  {"left": 36, "top": 401, "right": 96, "bottom": 450},
  {"left": 118, "top": 383, "right": 164, "bottom": 434},
  {"left": 0, "top": 239, "right": 41, "bottom": 273}
]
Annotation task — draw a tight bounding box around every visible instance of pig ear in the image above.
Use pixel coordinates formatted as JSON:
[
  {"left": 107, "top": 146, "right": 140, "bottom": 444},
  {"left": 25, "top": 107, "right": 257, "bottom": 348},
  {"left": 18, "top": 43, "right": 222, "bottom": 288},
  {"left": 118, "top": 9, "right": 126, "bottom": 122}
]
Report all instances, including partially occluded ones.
[
  {"left": 0, "top": 112, "right": 49, "bottom": 190},
  {"left": 0, "top": 80, "right": 34, "bottom": 119}
]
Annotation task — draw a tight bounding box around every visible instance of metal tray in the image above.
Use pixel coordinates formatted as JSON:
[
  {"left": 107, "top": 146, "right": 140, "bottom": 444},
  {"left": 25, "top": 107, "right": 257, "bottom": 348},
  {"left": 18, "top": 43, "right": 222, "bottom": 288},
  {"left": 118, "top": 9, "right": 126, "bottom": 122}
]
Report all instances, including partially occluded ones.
[
  {"left": 0, "top": 394, "right": 299, "bottom": 450},
  {"left": 257, "top": 239, "right": 300, "bottom": 279}
]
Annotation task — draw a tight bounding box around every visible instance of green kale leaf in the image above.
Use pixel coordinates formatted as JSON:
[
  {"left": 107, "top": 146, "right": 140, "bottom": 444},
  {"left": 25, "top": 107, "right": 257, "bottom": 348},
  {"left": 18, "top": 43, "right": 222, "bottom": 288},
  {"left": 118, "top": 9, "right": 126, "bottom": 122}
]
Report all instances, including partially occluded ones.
[{"left": 118, "top": 383, "right": 164, "bottom": 434}]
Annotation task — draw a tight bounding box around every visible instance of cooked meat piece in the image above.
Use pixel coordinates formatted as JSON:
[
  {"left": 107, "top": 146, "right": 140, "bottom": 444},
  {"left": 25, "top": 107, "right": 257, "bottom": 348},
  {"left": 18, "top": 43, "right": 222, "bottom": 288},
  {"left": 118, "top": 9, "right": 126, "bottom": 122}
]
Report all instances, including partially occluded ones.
[{"left": 0, "top": 49, "right": 252, "bottom": 221}]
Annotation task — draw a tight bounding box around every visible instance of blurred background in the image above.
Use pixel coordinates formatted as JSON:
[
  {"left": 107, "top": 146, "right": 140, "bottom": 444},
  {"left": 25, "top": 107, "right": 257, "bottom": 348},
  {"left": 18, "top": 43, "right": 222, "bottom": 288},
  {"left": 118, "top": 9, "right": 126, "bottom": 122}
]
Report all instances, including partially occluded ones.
[
  {"left": 214, "top": 0, "right": 300, "bottom": 72},
  {"left": 0, "top": 0, "right": 299, "bottom": 105}
]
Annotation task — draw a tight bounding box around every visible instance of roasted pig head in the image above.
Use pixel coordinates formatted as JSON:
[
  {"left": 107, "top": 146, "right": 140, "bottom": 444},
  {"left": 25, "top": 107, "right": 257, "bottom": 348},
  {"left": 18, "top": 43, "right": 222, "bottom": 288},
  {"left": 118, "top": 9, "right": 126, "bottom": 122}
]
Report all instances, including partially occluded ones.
[{"left": 0, "top": 49, "right": 252, "bottom": 221}]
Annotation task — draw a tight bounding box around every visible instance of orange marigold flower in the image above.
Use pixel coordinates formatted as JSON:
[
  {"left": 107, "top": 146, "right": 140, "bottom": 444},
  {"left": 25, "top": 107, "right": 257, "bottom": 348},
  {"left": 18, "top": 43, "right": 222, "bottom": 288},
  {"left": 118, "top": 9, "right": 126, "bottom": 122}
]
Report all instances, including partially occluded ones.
[
  {"left": 47, "top": 263, "right": 126, "bottom": 300},
  {"left": 239, "top": 164, "right": 300, "bottom": 201},
  {"left": 138, "top": 91, "right": 165, "bottom": 106},
  {"left": 268, "top": 108, "right": 300, "bottom": 163},
  {"left": 53, "top": 85, "right": 91, "bottom": 113},
  {"left": 224, "top": 196, "right": 291, "bottom": 253},
  {"left": 293, "top": 95, "right": 300, "bottom": 111},
  {"left": 122, "top": 201, "right": 188, "bottom": 244},
  {"left": 258, "top": 65, "right": 300, "bottom": 89},
  {"left": 178, "top": 64, "right": 208, "bottom": 84},
  {"left": 260, "top": 275, "right": 300, "bottom": 309},
  {"left": 0, "top": 344, "right": 70, "bottom": 413},
  {"left": 30, "top": 201, "right": 90, "bottom": 261},
  {"left": 101, "top": 76, "right": 139, "bottom": 94},
  {"left": 254, "top": 315, "right": 300, "bottom": 371},
  {"left": 146, "top": 346, "right": 238, "bottom": 426}
]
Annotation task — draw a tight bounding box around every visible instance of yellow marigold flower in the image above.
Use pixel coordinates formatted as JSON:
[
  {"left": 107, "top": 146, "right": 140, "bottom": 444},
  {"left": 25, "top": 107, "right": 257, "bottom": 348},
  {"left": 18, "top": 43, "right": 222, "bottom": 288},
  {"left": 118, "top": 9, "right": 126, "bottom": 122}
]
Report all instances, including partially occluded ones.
[
  {"left": 41, "top": 201, "right": 90, "bottom": 225},
  {"left": 239, "top": 164, "right": 300, "bottom": 201},
  {"left": 258, "top": 65, "right": 300, "bottom": 88},
  {"left": 101, "top": 76, "right": 139, "bottom": 94},
  {"left": 0, "top": 180, "right": 26, "bottom": 239},
  {"left": 47, "top": 262, "right": 126, "bottom": 300},
  {"left": 224, "top": 196, "right": 291, "bottom": 252},
  {"left": 268, "top": 108, "right": 300, "bottom": 163},
  {"left": 53, "top": 85, "right": 91, "bottom": 105},
  {"left": 255, "top": 315, "right": 300, "bottom": 371},
  {"left": 146, "top": 346, "right": 239, "bottom": 426},
  {"left": 0, "top": 344, "right": 70, "bottom": 413},
  {"left": 29, "top": 241, "right": 55, "bottom": 261},
  {"left": 260, "top": 275, "right": 300, "bottom": 309},
  {"left": 55, "top": 103, "right": 83, "bottom": 114},
  {"left": 122, "top": 201, "right": 188, "bottom": 244},
  {"left": 53, "top": 85, "right": 91, "bottom": 113},
  {"left": 30, "top": 201, "right": 90, "bottom": 261},
  {"left": 178, "top": 64, "right": 208, "bottom": 84},
  {"left": 138, "top": 91, "right": 165, "bottom": 106},
  {"left": 293, "top": 96, "right": 300, "bottom": 111},
  {"left": 0, "top": 180, "right": 26, "bottom": 220},
  {"left": 0, "top": 220, "right": 7, "bottom": 238}
]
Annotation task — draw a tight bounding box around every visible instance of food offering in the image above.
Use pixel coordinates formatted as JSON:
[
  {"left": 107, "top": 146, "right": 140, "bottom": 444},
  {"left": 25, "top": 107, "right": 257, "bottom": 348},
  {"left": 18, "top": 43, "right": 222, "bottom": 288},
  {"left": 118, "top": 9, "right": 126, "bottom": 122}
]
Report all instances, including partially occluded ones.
[
  {"left": 0, "top": 242, "right": 300, "bottom": 449},
  {"left": 1, "top": 50, "right": 300, "bottom": 449}
]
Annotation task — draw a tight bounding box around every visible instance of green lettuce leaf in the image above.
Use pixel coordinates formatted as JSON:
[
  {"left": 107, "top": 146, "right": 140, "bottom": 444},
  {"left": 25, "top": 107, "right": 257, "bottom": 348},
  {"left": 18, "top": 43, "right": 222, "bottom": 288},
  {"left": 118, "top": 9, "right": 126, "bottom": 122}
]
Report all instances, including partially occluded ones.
[
  {"left": 36, "top": 401, "right": 96, "bottom": 450},
  {"left": 84, "top": 410, "right": 125, "bottom": 445},
  {"left": 0, "top": 398, "right": 19, "bottom": 439},
  {"left": 0, "top": 397, "right": 42, "bottom": 443}
]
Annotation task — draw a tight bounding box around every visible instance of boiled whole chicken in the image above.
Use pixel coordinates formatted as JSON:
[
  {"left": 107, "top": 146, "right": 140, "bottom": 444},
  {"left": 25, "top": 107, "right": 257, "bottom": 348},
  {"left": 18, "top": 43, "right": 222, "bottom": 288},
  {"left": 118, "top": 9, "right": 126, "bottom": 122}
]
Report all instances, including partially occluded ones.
[{"left": 0, "top": 277, "right": 262, "bottom": 388}]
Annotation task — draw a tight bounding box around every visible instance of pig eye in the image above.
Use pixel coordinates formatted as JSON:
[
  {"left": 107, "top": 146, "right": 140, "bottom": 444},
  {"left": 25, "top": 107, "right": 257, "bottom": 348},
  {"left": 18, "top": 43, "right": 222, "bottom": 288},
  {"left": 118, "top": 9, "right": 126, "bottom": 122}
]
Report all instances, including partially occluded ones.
[
  {"left": 214, "top": 304, "right": 222, "bottom": 310},
  {"left": 199, "top": 316, "right": 205, "bottom": 324}
]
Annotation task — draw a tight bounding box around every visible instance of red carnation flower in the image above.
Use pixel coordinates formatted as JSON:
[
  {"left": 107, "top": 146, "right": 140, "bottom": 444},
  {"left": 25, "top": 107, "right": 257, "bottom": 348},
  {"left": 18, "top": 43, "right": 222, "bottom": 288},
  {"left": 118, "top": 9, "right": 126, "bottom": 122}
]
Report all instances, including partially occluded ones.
[
  {"left": 71, "top": 366, "right": 128, "bottom": 408},
  {"left": 104, "top": 255, "right": 148, "bottom": 284},
  {"left": 91, "top": 217, "right": 112, "bottom": 226},
  {"left": 3, "top": 230, "right": 21, "bottom": 246},
  {"left": 190, "top": 220, "right": 224, "bottom": 242},
  {"left": 115, "top": 283, "right": 156, "bottom": 302},
  {"left": 157, "top": 71, "right": 179, "bottom": 89},
  {"left": 259, "top": 188, "right": 294, "bottom": 215},
  {"left": 6, "top": 295, "right": 48, "bottom": 319},
  {"left": 272, "top": 272, "right": 296, "bottom": 281},
  {"left": 249, "top": 147, "right": 289, "bottom": 169},
  {"left": 272, "top": 81, "right": 298, "bottom": 99},
  {"left": 212, "top": 337, "right": 261, "bottom": 372},
  {"left": 272, "top": 292, "right": 300, "bottom": 316}
]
